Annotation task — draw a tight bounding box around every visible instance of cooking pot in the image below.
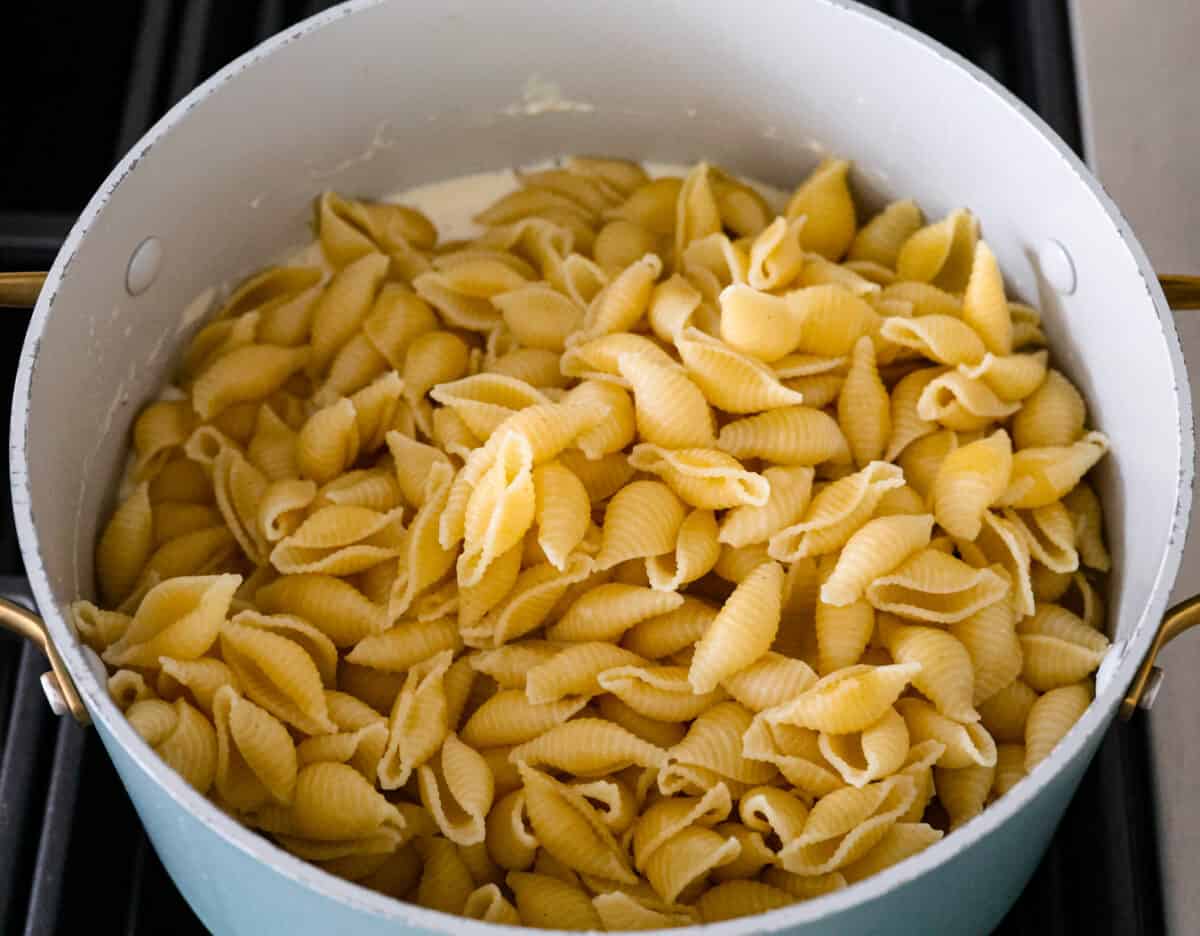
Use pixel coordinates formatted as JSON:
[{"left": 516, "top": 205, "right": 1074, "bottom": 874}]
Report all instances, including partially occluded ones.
[{"left": 3, "top": 1, "right": 1199, "bottom": 933}]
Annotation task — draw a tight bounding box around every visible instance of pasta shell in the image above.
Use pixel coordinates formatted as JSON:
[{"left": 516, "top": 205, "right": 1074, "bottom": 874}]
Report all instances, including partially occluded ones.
[
  {"left": 1025, "top": 682, "right": 1091, "bottom": 771},
  {"left": 743, "top": 717, "right": 843, "bottom": 796},
  {"left": 763, "top": 663, "right": 920, "bottom": 734},
  {"left": 461, "top": 689, "right": 587, "bottom": 748},
  {"left": 778, "top": 774, "right": 916, "bottom": 875},
  {"left": 508, "top": 871, "right": 602, "bottom": 930},
  {"left": 882, "top": 620, "right": 978, "bottom": 722},
  {"left": 720, "top": 466, "right": 815, "bottom": 549},
  {"left": 960, "top": 242, "right": 1012, "bottom": 355},
  {"left": 621, "top": 596, "right": 718, "bottom": 660},
  {"left": 720, "top": 652, "right": 817, "bottom": 712},
  {"left": 665, "top": 702, "right": 778, "bottom": 788},
  {"left": 577, "top": 254, "right": 662, "bottom": 340},
  {"left": 477, "top": 554, "right": 594, "bottom": 648},
  {"left": 979, "top": 679, "right": 1038, "bottom": 744},
  {"left": 377, "top": 649, "right": 453, "bottom": 789},
  {"left": 848, "top": 200, "right": 923, "bottom": 268},
  {"left": 648, "top": 274, "right": 703, "bottom": 343},
  {"left": 417, "top": 732, "right": 495, "bottom": 846},
  {"left": 896, "top": 698, "right": 996, "bottom": 768},
  {"left": 1012, "top": 368, "right": 1085, "bottom": 449},
  {"left": 598, "top": 665, "right": 727, "bottom": 721},
  {"left": 840, "top": 821, "right": 942, "bottom": 884},
  {"left": 958, "top": 349, "right": 1048, "bottom": 402},
  {"left": 821, "top": 513, "right": 934, "bottom": 607},
  {"left": 192, "top": 345, "right": 309, "bottom": 422},
  {"left": 690, "top": 560, "right": 784, "bottom": 693},
  {"left": 647, "top": 508, "right": 721, "bottom": 592},
  {"left": 918, "top": 371, "right": 1020, "bottom": 431},
  {"left": 525, "top": 642, "right": 644, "bottom": 703},
  {"left": 1017, "top": 604, "right": 1109, "bottom": 691},
  {"left": 678, "top": 325, "right": 807, "bottom": 412},
  {"left": 879, "top": 315, "right": 986, "bottom": 367},
  {"left": 629, "top": 444, "right": 769, "bottom": 510},
  {"left": 103, "top": 573, "right": 240, "bottom": 669},
  {"left": 896, "top": 208, "right": 979, "bottom": 292},
  {"left": 1063, "top": 482, "right": 1110, "bottom": 572},
  {"left": 518, "top": 764, "right": 637, "bottom": 884},
  {"left": 717, "top": 406, "right": 849, "bottom": 465},
  {"left": 697, "top": 881, "right": 796, "bottom": 923},
  {"left": 256, "top": 574, "right": 382, "bottom": 647},
  {"left": 270, "top": 504, "right": 404, "bottom": 576},
  {"left": 785, "top": 159, "right": 856, "bottom": 260},
  {"left": 819, "top": 706, "right": 910, "bottom": 788},
  {"left": 509, "top": 718, "right": 666, "bottom": 775},
  {"left": 645, "top": 826, "right": 742, "bottom": 904},
  {"left": 617, "top": 351, "right": 715, "bottom": 448},
  {"left": 96, "top": 483, "right": 155, "bottom": 606},
  {"left": 345, "top": 617, "right": 462, "bottom": 673},
  {"left": 997, "top": 432, "right": 1109, "bottom": 509},
  {"left": 950, "top": 596, "right": 1024, "bottom": 704},
  {"left": 126, "top": 697, "right": 218, "bottom": 793},
  {"left": 838, "top": 336, "right": 890, "bottom": 466},
  {"left": 787, "top": 284, "right": 877, "bottom": 357},
  {"left": 595, "top": 481, "right": 687, "bottom": 570},
  {"left": 769, "top": 461, "right": 904, "bottom": 561},
  {"left": 566, "top": 381, "right": 636, "bottom": 460},
  {"left": 548, "top": 584, "right": 684, "bottom": 643},
  {"left": 1007, "top": 502, "right": 1079, "bottom": 574},
  {"left": 212, "top": 685, "right": 297, "bottom": 811},
  {"left": 560, "top": 332, "right": 677, "bottom": 386},
  {"left": 992, "top": 743, "right": 1027, "bottom": 798},
  {"left": 865, "top": 549, "right": 1009, "bottom": 624}
]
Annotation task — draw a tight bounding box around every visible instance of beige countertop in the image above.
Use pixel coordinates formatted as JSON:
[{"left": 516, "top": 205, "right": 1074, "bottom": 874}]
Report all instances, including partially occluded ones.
[{"left": 1071, "top": 1, "right": 1200, "bottom": 932}]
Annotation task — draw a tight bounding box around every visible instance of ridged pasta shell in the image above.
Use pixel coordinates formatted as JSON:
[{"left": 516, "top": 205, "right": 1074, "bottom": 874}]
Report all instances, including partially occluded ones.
[
  {"left": 821, "top": 513, "right": 934, "bottom": 607},
  {"left": 377, "top": 649, "right": 453, "bottom": 789},
  {"left": 742, "top": 717, "right": 843, "bottom": 796},
  {"left": 949, "top": 596, "right": 1024, "bottom": 705},
  {"left": 819, "top": 706, "right": 910, "bottom": 788},
  {"left": 617, "top": 351, "right": 715, "bottom": 448},
  {"left": 678, "top": 326, "right": 807, "bottom": 413},
  {"left": 628, "top": 444, "right": 770, "bottom": 510},
  {"left": 882, "top": 620, "right": 978, "bottom": 722},
  {"left": 212, "top": 685, "right": 297, "bottom": 812},
  {"left": 1012, "top": 368, "right": 1086, "bottom": 449},
  {"left": 594, "top": 481, "right": 687, "bottom": 570},
  {"left": 838, "top": 336, "right": 890, "bottom": 466},
  {"left": 1024, "top": 682, "right": 1091, "bottom": 771},
  {"left": 992, "top": 743, "right": 1027, "bottom": 798},
  {"left": 461, "top": 689, "right": 587, "bottom": 748},
  {"left": 978, "top": 679, "right": 1038, "bottom": 744},
  {"left": 509, "top": 718, "right": 667, "bottom": 775},
  {"left": 665, "top": 702, "right": 778, "bottom": 787},
  {"left": 598, "top": 665, "right": 727, "bottom": 722},
  {"left": 560, "top": 332, "right": 677, "bottom": 386},
  {"left": 620, "top": 596, "right": 718, "bottom": 660},
  {"left": 918, "top": 371, "right": 1020, "bottom": 432},
  {"left": 720, "top": 652, "right": 817, "bottom": 712},
  {"left": 690, "top": 561, "right": 784, "bottom": 693},
  {"left": 126, "top": 697, "right": 218, "bottom": 793},
  {"left": 785, "top": 159, "right": 856, "bottom": 260},
  {"left": 879, "top": 314, "right": 986, "bottom": 367},
  {"left": 647, "top": 509, "right": 721, "bottom": 592},
  {"left": 103, "top": 573, "right": 240, "bottom": 669},
  {"left": 417, "top": 732, "right": 495, "bottom": 846},
  {"left": 476, "top": 554, "right": 594, "bottom": 648},
  {"left": 848, "top": 200, "right": 923, "bottom": 268},
  {"left": 271, "top": 504, "right": 404, "bottom": 575},
  {"left": 895, "top": 698, "right": 996, "bottom": 769},
  {"left": 508, "top": 871, "right": 602, "bottom": 930},
  {"left": 769, "top": 461, "right": 904, "bottom": 561},
  {"left": 840, "top": 821, "right": 943, "bottom": 884},
  {"left": 697, "top": 881, "right": 796, "bottom": 923},
  {"left": 763, "top": 663, "right": 919, "bottom": 734},
  {"left": 998, "top": 432, "right": 1109, "bottom": 510},
  {"left": 958, "top": 349, "right": 1048, "bottom": 402},
  {"left": 1017, "top": 604, "right": 1109, "bottom": 691},
  {"left": 256, "top": 573, "right": 383, "bottom": 647},
  {"left": 865, "top": 548, "right": 1009, "bottom": 624},
  {"left": 718, "top": 406, "right": 850, "bottom": 466},
  {"left": 525, "top": 642, "right": 644, "bottom": 703},
  {"left": 896, "top": 208, "right": 978, "bottom": 291}
]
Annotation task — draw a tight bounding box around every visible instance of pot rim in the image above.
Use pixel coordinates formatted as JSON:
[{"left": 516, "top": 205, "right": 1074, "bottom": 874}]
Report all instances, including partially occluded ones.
[{"left": 10, "top": 0, "right": 1194, "bottom": 932}]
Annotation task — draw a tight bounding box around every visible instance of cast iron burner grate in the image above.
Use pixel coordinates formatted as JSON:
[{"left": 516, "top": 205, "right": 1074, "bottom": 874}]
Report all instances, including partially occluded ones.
[{"left": 0, "top": 2, "right": 1163, "bottom": 933}]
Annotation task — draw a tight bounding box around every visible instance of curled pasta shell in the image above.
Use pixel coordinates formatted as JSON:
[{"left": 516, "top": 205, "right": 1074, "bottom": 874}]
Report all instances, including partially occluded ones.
[
  {"left": 896, "top": 698, "right": 996, "bottom": 769},
  {"left": 1025, "top": 682, "right": 1091, "bottom": 771},
  {"left": 1017, "top": 604, "right": 1109, "bottom": 691},
  {"left": 764, "top": 663, "right": 920, "bottom": 735},
  {"left": 838, "top": 336, "right": 890, "bottom": 466},
  {"left": 820, "top": 513, "right": 934, "bottom": 607},
  {"left": 598, "top": 665, "right": 727, "bottom": 722},
  {"left": 865, "top": 549, "right": 1009, "bottom": 624},
  {"left": 690, "top": 560, "right": 784, "bottom": 693},
  {"left": 1012, "top": 368, "right": 1086, "bottom": 450},
  {"left": 461, "top": 689, "right": 587, "bottom": 749},
  {"left": 896, "top": 208, "right": 979, "bottom": 291},
  {"left": 785, "top": 159, "right": 856, "bottom": 260},
  {"left": 417, "top": 732, "right": 495, "bottom": 846},
  {"left": 819, "top": 706, "right": 910, "bottom": 788},
  {"left": 508, "top": 870, "right": 602, "bottom": 930},
  {"left": 595, "top": 481, "right": 687, "bottom": 570},
  {"left": 618, "top": 351, "right": 715, "bottom": 448},
  {"left": 882, "top": 619, "right": 978, "bottom": 722},
  {"left": 879, "top": 314, "right": 986, "bottom": 367},
  {"left": 256, "top": 574, "right": 383, "bottom": 647},
  {"left": 679, "top": 325, "right": 807, "bottom": 412},
  {"left": 918, "top": 371, "right": 1020, "bottom": 431},
  {"left": 103, "top": 573, "right": 240, "bottom": 669},
  {"left": 629, "top": 444, "right": 769, "bottom": 511},
  {"left": 998, "top": 432, "right": 1109, "bottom": 509},
  {"left": 718, "top": 406, "right": 850, "bottom": 466},
  {"left": 742, "top": 718, "right": 843, "bottom": 797},
  {"left": 509, "top": 718, "right": 666, "bottom": 775},
  {"left": 849, "top": 200, "right": 923, "bottom": 268},
  {"left": 212, "top": 685, "right": 297, "bottom": 811}
]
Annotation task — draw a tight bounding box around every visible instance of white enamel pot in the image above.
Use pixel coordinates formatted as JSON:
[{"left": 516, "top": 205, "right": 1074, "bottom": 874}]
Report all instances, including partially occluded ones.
[{"left": 5, "top": 1, "right": 1199, "bottom": 933}]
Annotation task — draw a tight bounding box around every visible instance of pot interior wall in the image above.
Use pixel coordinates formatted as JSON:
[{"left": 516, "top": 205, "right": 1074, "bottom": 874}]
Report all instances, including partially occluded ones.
[{"left": 19, "top": 0, "right": 1182, "bottom": 708}]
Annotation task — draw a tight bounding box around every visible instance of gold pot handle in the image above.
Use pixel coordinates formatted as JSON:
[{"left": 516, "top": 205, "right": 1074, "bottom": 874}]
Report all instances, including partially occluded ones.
[
  {"left": 0, "top": 597, "right": 90, "bottom": 724},
  {"left": 0, "top": 272, "right": 48, "bottom": 308}
]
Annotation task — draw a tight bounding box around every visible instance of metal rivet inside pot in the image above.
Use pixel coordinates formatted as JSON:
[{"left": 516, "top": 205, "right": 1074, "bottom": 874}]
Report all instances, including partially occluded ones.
[
  {"left": 126, "top": 236, "right": 163, "bottom": 296},
  {"left": 1038, "top": 238, "right": 1076, "bottom": 295}
]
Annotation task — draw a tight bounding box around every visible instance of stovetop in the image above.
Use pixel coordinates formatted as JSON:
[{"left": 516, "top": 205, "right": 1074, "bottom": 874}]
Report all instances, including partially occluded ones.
[{"left": 0, "top": 2, "right": 1166, "bottom": 933}]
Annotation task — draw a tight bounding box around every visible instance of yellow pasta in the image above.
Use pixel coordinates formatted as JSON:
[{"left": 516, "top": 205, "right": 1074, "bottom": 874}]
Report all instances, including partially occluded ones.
[
  {"left": 628, "top": 444, "right": 769, "bottom": 510},
  {"left": 764, "top": 663, "right": 920, "bottom": 735},
  {"left": 717, "top": 406, "right": 850, "bottom": 465},
  {"left": 509, "top": 718, "right": 666, "bottom": 775},
  {"left": 895, "top": 698, "right": 996, "bottom": 768},
  {"left": 821, "top": 513, "right": 934, "bottom": 607},
  {"left": 96, "top": 483, "right": 155, "bottom": 606},
  {"left": 678, "top": 326, "right": 807, "bottom": 413},
  {"left": 1012, "top": 368, "right": 1086, "bottom": 449},
  {"left": 896, "top": 208, "right": 979, "bottom": 291},
  {"left": 719, "top": 465, "right": 814, "bottom": 549},
  {"left": 126, "top": 697, "right": 218, "bottom": 793},
  {"left": 849, "top": 200, "right": 923, "bottom": 268},
  {"left": 508, "top": 870, "right": 602, "bottom": 930},
  {"left": 882, "top": 619, "right": 978, "bottom": 722},
  {"left": 689, "top": 560, "right": 783, "bottom": 693},
  {"left": 838, "top": 336, "right": 890, "bottom": 466},
  {"left": 865, "top": 548, "right": 1009, "bottom": 624},
  {"left": 1017, "top": 603, "right": 1109, "bottom": 691},
  {"left": 1025, "top": 682, "right": 1092, "bottom": 771},
  {"left": 618, "top": 350, "right": 715, "bottom": 449},
  {"left": 785, "top": 159, "right": 856, "bottom": 259}
]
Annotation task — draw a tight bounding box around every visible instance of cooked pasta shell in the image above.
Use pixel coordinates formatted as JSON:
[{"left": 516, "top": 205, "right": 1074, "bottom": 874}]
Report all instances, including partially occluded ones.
[
  {"left": 665, "top": 702, "right": 778, "bottom": 788},
  {"left": 156, "top": 657, "right": 238, "bottom": 715},
  {"left": 998, "top": 432, "right": 1109, "bottom": 509},
  {"left": 992, "top": 743, "right": 1027, "bottom": 798},
  {"left": 778, "top": 774, "right": 917, "bottom": 875},
  {"left": 460, "top": 689, "right": 586, "bottom": 748},
  {"left": 978, "top": 679, "right": 1038, "bottom": 744},
  {"left": 918, "top": 371, "right": 1021, "bottom": 431},
  {"left": 719, "top": 466, "right": 815, "bottom": 550},
  {"left": 720, "top": 652, "right": 817, "bottom": 712},
  {"left": 416, "top": 732, "right": 495, "bottom": 847},
  {"left": 764, "top": 663, "right": 919, "bottom": 735},
  {"left": 486, "top": 789, "right": 538, "bottom": 871},
  {"left": 468, "top": 640, "right": 559, "bottom": 691},
  {"left": 821, "top": 513, "right": 934, "bottom": 607},
  {"left": 628, "top": 446, "right": 768, "bottom": 513},
  {"left": 508, "top": 870, "right": 602, "bottom": 930},
  {"left": 345, "top": 617, "right": 462, "bottom": 673},
  {"left": 645, "top": 825, "right": 742, "bottom": 904},
  {"left": 621, "top": 596, "right": 718, "bottom": 660},
  {"left": 958, "top": 349, "right": 1048, "bottom": 403},
  {"left": 865, "top": 548, "right": 1009, "bottom": 624},
  {"left": 784, "top": 159, "right": 856, "bottom": 260},
  {"left": 895, "top": 698, "right": 996, "bottom": 769},
  {"left": 524, "top": 642, "right": 643, "bottom": 703},
  {"left": 1063, "top": 481, "right": 1110, "bottom": 572},
  {"left": 547, "top": 583, "right": 684, "bottom": 644},
  {"left": 1017, "top": 604, "right": 1109, "bottom": 691},
  {"left": 96, "top": 483, "right": 156, "bottom": 606},
  {"left": 1012, "top": 368, "right": 1086, "bottom": 449},
  {"left": 390, "top": 463, "right": 457, "bottom": 618},
  {"left": 690, "top": 560, "right": 784, "bottom": 693},
  {"left": 761, "top": 866, "right": 848, "bottom": 900},
  {"left": 645, "top": 508, "right": 720, "bottom": 592},
  {"left": 212, "top": 685, "right": 297, "bottom": 812},
  {"left": 430, "top": 374, "right": 549, "bottom": 440},
  {"left": 377, "top": 649, "right": 453, "bottom": 789},
  {"left": 598, "top": 665, "right": 727, "bottom": 722},
  {"left": 949, "top": 596, "right": 1024, "bottom": 705},
  {"left": 936, "top": 761, "right": 995, "bottom": 830},
  {"left": 840, "top": 821, "right": 943, "bottom": 884},
  {"left": 718, "top": 406, "right": 850, "bottom": 465},
  {"left": 882, "top": 620, "right": 978, "bottom": 722},
  {"left": 270, "top": 504, "right": 404, "bottom": 576},
  {"left": 509, "top": 718, "right": 666, "bottom": 775},
  {"left": 786, "top": 284, "right": 877, "bottom": 357},
  {"left": 896, "top": 208, "right": 978, "bottom": 291},
  {"left": 742, "top": 717, "right": 842, "bottom": 796},
  {"left": 678, "top": 325, "right": 807, "bottom": 413},
  {"left": 591, "top": 890, "right": 696, "bottom": 930},
  {"left": 296, "top": 398, "right": 360, "bottom": 485},
  {"left": 838, "top": 336, "right": 890, "bottom": 466},
  {"left": 192, "top": 344, "right": 309, "bottom": 422},
  {"left": 103, "top": 573, "right": 239, "bottom": 668},
  {"left": 769, "top": 461, "right": 904, "bottom": 561},
  {"left": 477, "top": 554, "right": 594, "bottom": 648},
  {"left": 109, "top": 670, "right": 155, "bottom": 711},
  {"left": 617, "top": 351, "right": 715, "bottom": 449},
  {"left": 848, "top": 200, "right": 922, "bottom": 268},
  {"left": 819, "top": 706, "right": 909, "bottom": 788},
  {"left": 517, "top": 764, "right": 636, "bottom": 885},
  {"left": 593, "top": 481, "right": 687, "bottom": 571},
  {"left": 126, "top": 697, "right": 218, "bottom": 793},
  {"left": 960, "top": 242, "right": 1012, "bottom": 354},
  {"left": 695, "top": 880, "right": 796, "bottom": 923},
  {"left": 256, "top": 573, "right": 382, "bottom": 647},
  {"left": 561, "top": 332, "right": 676, "bottom": 387},
  {"left": 1007, "top": 502, "right": 1078, "bottom": 574},
  {"left": 1025, "top": 682, "right": 1091, "bottom": 771},
  {"left": 879, "top": 315, "right": 986, "bottom": 367}
]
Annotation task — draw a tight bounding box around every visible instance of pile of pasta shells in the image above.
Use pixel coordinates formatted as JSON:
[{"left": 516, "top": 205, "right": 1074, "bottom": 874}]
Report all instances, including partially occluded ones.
[{"left": 74, "top": 156, "right": 1113, "bottom": 929}]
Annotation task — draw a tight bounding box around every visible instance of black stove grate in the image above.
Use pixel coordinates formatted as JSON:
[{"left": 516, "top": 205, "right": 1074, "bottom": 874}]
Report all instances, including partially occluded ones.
[{"left": 0, "top": 2, "right": 1161, "bottom": 934}]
